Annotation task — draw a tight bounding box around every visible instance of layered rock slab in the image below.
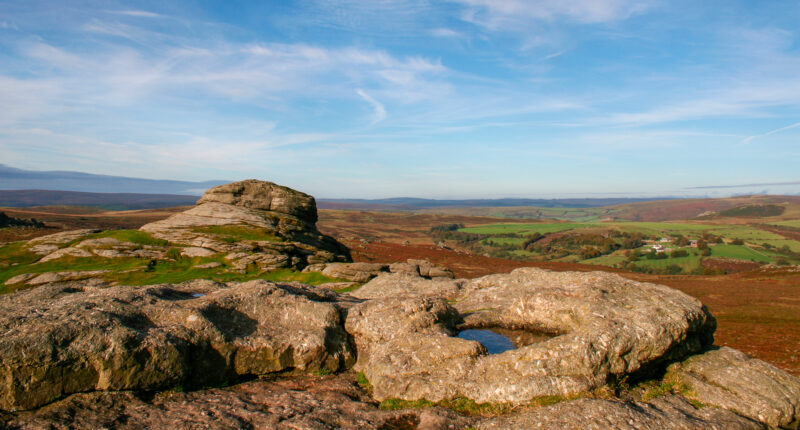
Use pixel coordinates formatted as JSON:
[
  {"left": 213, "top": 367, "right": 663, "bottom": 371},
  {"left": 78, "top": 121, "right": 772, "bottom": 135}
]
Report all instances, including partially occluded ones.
[
  {"left": 2, "top": 374, "right": 474, "bottom": 430},
  {"left": 476, "top": 395, "right": 762, "bottom": 430},
  {"left": 346, "top": 268, "right": 715, "bottom": 403},
  {"left": 667, "top": 346, "right": 800, "bottom": 428},
  {"left": 0, "top": 279, "right": 354, "bottom": 411}
]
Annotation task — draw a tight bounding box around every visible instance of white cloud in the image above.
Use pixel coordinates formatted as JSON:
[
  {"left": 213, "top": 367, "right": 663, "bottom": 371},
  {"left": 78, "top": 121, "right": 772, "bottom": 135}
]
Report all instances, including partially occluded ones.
[
  {"left": 453, "top": 0, "right": 652, "bottom": 29},
  {"left": 356, "top": 89, "right": 387, "bottom": 124},
  {"left": 430, "top": 28, "right": 462, "bottom": 38},
  {"left": 741, "top": 121, "right": 800, "bottom": 145}
]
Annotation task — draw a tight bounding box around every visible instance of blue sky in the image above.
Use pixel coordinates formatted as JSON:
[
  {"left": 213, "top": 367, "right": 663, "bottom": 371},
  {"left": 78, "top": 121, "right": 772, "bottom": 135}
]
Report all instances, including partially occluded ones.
[{"left": 1, "top": 0, "right": 799, "bottom": 198}]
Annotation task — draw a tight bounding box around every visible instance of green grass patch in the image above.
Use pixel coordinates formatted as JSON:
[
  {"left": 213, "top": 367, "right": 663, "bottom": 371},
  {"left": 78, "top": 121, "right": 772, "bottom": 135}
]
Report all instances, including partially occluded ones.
[
  {"left": 632, "top": 254, "right": 702, "bottom": 272},
  {"left": 332, "top": 283, "right": 363, "bottom": 293},
  {"left": 379, "top": 398, "right": 435, "bottom": 410},
  {"left": 356, "top": 372, "right": 372, "bottom": 392},
  {"left": 710, "top": 245, "right": 775, "bottom": 263},
  {"left": 192, "top": 225, "right": 283, "bottom": 242},
  {"left": 771, "top": 220, "right": 800, "bottom": 228},
  {"left": 460, "top": 223, "right": 592, "bottom": 235}
]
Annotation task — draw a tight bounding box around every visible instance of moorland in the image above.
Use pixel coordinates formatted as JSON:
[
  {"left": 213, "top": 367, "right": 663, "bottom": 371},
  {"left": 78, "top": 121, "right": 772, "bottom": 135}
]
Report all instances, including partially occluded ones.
[{"left": 2, "top": 193, "right": 799, "bottom": 377}]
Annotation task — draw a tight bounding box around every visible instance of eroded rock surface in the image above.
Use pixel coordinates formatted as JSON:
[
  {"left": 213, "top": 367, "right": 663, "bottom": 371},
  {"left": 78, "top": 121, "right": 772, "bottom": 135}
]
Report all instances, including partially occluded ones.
[
  {"left": 667, "top": 346, "right": 800, "bottom": 428},
  {"left": 0, "top": 279, "right": 354, "bottom": 411},
  {"left": 476, "top": 395, "right": 762, "bottom": 430},
  {"left": 347, "top": 268, "right": 715, "bottom": 404},
  {"left": 352, "top": 272, "right": 465, "bottom": 299},
  {"left": 140, "top": 180, "right": 350, "bottom": 270},
  {"left": 1, "top": 374, "right": 473, "bottom": 430}
]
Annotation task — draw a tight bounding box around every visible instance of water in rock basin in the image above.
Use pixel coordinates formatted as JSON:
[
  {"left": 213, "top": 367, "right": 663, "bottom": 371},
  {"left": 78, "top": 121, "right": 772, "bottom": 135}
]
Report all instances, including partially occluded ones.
[{"left": 457, "top": 327, "right": 556, "bottom": 354}]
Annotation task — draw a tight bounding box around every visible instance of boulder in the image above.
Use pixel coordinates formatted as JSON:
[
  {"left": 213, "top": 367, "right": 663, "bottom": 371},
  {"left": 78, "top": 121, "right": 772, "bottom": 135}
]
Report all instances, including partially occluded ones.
[
  {"left": 322, "top": 262, "right": 388, "bottom": 282},
  {"left": 0, "top": 279, "right": 354, "bottom": 411},
  {"left": 198, "top": 179, "right": 318, "bottom": 224},
  {"left": 346, "top": 268, "right": 715, "bottom": 404},
  {"left": 180, "top": 247, "right": 216, "bottom": 258},
  {"left": 407, "top": 259, "right": 454, "bottom": 279},
  {"left": 389, "top": 262, "right": 419, "bottom": 275},
  {"left": 352, "top": 272, "right": 465, "bottom": 300},
  {"left": 38, "top": 247, "right": 93, "bottom": 262},
  {"left": 667, "top": 346, "right": 800, "bottom": 428}
]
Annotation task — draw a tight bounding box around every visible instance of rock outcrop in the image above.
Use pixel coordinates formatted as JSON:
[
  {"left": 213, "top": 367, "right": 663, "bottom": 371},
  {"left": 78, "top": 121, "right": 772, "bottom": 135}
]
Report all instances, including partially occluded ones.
[
  {"left": 140, "top": 179, "right": 350, "bottom": 270},
  {"left": 0, "top": 279, "right": 354, "bottom": 411},
  {"left": 306, "top": 259, "right": 455, "bottom": 284},
  {"left": 347, "top": 268, "right": 716, "bottom": 404},
  {"left": 667, "top": 346, "right": 800, "bottom": 428}
]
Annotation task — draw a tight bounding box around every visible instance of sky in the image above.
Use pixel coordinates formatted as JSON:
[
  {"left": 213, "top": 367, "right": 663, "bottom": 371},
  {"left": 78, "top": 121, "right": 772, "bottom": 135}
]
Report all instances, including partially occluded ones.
[{"left": 1, "top": 0, "right": 799, "bottom": 199}]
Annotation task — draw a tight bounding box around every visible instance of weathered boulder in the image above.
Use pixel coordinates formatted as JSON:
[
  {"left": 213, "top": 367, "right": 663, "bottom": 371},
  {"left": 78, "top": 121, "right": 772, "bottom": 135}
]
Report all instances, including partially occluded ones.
[
  {"left": 667, "top": 346, "right": 800, "bottom": 428},
  {"left": 322, "top": 262, "right": 388, "bottom": 283},
  {"left": 2, "top": 374, "right": 473, "bottom": 430},
  {"left": 346, "top": 268, "right": 715, "bottom": 404},
  {"left": 0, "top": 279, "right": 354, "bottom": 411},
  {"left": 476, "top": 395, "right": 762, "bottom": 429},
  {"left": 407, "top": 259, "right": 454, "bottom": 278},
  {"left": 140, "top": 179, "right": 350, "bottom": 269},
  {"left": 198, "top": 179, "right": 318, "bottom": 224},
  {"left": 352, "top": 272, "right": 465, "bottom": 300}
]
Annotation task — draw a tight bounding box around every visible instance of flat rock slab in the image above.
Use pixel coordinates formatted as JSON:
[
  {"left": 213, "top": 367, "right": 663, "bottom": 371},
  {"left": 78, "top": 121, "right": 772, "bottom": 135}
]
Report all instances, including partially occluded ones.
[
  {"left": 347, "top": 268, "right": 715, "bottom": 404},
  {"left": 0, "top": 279, "right": 354, "bottom": 411},
  {"left": 667, "top": 346, "right": 800, "bottom": 428},
  {"left": 352, "top": 272, "right": 465, "bottom": 299},
  {"left": 2, "top": 374, "right": 473, "bottom": 430},
  {"left": 476, "top": 395, "right": 762, "bottom": 430}
]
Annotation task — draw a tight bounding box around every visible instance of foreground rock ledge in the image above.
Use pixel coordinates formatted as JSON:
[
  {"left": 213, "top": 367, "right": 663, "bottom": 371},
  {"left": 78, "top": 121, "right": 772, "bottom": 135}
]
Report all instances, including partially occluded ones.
[
  {"left": 0, "top": 280, "right": 354, "bottom": 411},
  {"left": 347, "top": 268, "right": 716, "bottom": 404}
]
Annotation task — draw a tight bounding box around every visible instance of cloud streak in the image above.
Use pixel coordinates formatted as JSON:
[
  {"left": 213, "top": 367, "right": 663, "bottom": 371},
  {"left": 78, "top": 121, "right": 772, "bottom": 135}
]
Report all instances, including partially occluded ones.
[{"left": 356, "top": 89, "right": 387, "bottom": 124}]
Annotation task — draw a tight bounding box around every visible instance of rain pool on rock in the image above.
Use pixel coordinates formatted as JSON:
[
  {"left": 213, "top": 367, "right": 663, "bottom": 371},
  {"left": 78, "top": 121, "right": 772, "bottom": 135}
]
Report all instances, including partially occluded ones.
[{"left": 456, "top": 327, "right": 556, "bottom": 354}]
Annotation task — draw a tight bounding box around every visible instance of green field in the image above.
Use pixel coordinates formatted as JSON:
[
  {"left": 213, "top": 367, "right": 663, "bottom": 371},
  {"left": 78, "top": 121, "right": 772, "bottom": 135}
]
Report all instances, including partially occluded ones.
[
  {"left": 709, "top": 245, "right": 781, "bottom": 263},
  {"left": 770, "top": 220, "right": 800, "bottom": 228},
  {"left": 454, "top": 220, "right": 800, "bottom": 271},
  {"left": 460, "top": 223, "right": 592, "bottom": 235}
]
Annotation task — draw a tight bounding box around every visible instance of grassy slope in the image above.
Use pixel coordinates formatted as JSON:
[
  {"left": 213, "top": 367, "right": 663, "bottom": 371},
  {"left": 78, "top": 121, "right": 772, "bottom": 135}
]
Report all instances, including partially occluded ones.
[{"left": 0, "top": 228, "right": 342, "bottom": 294}]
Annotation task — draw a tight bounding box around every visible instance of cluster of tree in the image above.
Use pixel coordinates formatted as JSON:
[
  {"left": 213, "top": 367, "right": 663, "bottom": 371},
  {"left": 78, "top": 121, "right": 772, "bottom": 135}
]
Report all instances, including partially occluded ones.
[
  {"left": 429, "top": 223, "right": 464, "bottom": 233},
  {"left": 622, "top": 262, "right": 687, "bottom": 275},
  {"left": 0, "top": 212, "right": 45, "bottom": 229}
]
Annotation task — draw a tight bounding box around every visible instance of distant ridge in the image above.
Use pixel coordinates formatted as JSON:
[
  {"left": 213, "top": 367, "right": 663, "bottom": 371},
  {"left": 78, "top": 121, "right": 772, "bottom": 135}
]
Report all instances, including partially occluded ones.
[
  {"left": 0, "top": 165, "right": 225, "bottom": 195},
  {"left": 0, "top": 190, "right": 199, "bottom": 210},
  {"left": 318, "top": 197, "right": 673, "bottom": 211}
]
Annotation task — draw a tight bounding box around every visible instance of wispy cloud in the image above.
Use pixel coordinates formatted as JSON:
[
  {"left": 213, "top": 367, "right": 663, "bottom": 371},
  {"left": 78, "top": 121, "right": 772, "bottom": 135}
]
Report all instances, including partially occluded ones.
[
  {"left": 356, "top": 89, "right": 387, "bottom": 124},
  {"left": 740, "top": 121, "right": 800, "bottom": 145},
  {"left": 109, "top": 10, "right": 166, "bottom": 19},
  {"left": 453, "top": 0, "right": 652, "bottom": 28}
]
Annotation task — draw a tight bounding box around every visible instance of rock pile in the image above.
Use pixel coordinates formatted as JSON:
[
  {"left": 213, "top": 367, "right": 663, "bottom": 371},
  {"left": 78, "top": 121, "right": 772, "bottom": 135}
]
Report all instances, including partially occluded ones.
[{"left": 140, "top": 180, "right": 350, "bottom": 270}]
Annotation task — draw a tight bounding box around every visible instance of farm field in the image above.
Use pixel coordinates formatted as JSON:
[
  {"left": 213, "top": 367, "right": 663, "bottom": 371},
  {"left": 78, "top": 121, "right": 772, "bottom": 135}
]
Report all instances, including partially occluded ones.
[{"left": 444, "top": 220, "right": 800, "bottom": 273}]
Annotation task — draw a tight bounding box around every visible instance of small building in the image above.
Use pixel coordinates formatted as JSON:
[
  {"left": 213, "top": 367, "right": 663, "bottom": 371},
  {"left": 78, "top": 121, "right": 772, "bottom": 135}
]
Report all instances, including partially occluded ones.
[
  {"left": 659, "top": 237, "right": 672, "bottom": 243},
  {"left": 689, "top": 240, "right": 698, "bottom": 247}
]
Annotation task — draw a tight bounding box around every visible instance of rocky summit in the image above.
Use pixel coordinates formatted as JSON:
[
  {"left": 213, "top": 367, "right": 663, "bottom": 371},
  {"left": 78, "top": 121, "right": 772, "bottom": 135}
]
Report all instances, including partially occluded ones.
[
  {"left": 140, "top": 179, "right": 350, "bottom": 269},
  {"left": 1, "top": 182, "right": 799, "bottom": 429}
]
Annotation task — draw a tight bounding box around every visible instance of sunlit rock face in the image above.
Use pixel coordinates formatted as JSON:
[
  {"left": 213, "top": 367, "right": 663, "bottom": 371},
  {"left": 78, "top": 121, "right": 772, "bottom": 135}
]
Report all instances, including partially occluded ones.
[
  {"left": 346, "top": 267, "right": 716, "bottom": 404},
  {"left": 140, "top": 179, "right": 351, "bottom": 270}
]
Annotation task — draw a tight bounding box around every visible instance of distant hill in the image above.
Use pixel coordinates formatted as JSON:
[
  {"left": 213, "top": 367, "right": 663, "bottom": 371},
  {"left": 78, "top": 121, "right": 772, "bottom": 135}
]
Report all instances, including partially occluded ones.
[
  {"left": 318, "top": 197, "right": 669, "bottom": 211},
  {"left": 0, "top": 190, "right": 199, "bottom": 210},
  {"left": 0, "top": 165, "right": 225, "bottom": 195}
]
